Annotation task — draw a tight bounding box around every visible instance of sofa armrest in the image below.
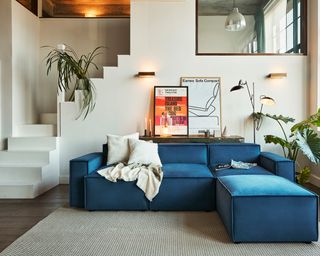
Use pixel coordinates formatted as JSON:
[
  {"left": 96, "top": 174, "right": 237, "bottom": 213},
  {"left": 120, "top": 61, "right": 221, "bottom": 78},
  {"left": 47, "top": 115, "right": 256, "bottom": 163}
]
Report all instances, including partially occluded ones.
[
  {"left": 69, "top": 153, "right": 104, "bottom": 208},
  {"left": 259, "top": 152, "right": 295, "bottom": 182}
]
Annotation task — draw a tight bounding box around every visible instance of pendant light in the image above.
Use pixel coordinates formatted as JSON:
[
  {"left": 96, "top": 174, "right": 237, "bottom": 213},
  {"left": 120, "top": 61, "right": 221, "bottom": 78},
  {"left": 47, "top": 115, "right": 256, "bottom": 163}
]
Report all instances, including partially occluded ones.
[{"left": 225, "top": 0, "right": 246, "bottom": 32}]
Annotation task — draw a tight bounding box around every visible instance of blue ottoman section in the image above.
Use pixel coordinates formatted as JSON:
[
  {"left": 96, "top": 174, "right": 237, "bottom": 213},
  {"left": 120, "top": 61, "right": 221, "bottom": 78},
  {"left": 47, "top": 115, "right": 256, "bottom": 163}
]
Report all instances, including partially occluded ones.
[
  {"left": 85, "top": 171, "right": 149, "bottom": 211},
  {"left": 216, "top": 175, "right": 319, "bottom": 242}
]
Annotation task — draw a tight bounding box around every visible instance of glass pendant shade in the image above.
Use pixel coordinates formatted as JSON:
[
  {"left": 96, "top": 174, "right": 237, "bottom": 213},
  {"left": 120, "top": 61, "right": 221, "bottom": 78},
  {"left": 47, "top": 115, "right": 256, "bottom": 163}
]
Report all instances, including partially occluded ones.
[{"left": 225, "top": 8, "right": 246, "bottom": 32}]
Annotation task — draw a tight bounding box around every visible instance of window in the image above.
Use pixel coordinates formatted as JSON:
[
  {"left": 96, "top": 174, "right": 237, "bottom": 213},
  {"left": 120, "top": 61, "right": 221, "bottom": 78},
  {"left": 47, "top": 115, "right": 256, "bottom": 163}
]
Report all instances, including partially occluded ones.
[{"left": 264, "top": 0, "right": 302, "bottom": 53}]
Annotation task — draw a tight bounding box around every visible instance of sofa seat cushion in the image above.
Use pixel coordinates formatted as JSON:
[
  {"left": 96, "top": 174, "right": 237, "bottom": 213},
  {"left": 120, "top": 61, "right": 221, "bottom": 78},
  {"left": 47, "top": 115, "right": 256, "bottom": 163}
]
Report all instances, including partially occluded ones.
[
  {"left": 163, "top": 163, "right": 213, "bottom": 178},
  {"left": 213, "top": 166, "right": 273, "bottom": 178},
  {"left": 150, "top": 163, "right": 214, "bottom": 211},
  {"left": 84, "top": 170, "right": 148, "bottom": 211},
  {"left": 219, "top": 175, "right": 315, "bottom": 196}
]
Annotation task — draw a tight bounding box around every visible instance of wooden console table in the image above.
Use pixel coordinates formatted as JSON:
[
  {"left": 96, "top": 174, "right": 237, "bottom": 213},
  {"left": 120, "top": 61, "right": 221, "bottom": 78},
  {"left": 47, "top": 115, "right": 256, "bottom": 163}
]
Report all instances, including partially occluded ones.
[{"left": 139, "top": 135, "right": 244, "bottom": 143}]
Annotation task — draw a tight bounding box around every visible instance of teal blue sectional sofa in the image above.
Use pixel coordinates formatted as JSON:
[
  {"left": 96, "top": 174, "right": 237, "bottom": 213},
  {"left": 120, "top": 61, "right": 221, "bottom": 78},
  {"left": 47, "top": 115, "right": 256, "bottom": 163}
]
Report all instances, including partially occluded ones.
[{"left": 69, "top": 143, "right": 318, "bottom": 242}]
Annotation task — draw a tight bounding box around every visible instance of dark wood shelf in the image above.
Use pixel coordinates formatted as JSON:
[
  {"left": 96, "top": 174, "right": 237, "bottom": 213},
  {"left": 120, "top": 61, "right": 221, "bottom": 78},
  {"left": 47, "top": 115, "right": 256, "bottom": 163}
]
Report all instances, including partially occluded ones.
[{"left": 140, "top": 135, "right": 244, "bottom": 143}]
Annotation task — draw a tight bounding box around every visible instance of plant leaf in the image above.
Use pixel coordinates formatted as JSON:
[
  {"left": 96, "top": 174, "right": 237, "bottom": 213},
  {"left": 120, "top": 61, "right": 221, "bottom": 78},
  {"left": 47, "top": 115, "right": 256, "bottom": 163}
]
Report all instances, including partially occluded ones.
[
  {"left": 264, "top": 135, "right": 290, "bottom": 148},
  {"left": 291, "top": 107, "right": 320, "bottom": 132},
  {"left": 295, "top": 128, "right": 320, "bottom": 164},
  {"left": 296, "top": 166, "right": 311, "bottom": 184},
  {"left": 264, "top": 114, "right": 295, "bottom": 124}
]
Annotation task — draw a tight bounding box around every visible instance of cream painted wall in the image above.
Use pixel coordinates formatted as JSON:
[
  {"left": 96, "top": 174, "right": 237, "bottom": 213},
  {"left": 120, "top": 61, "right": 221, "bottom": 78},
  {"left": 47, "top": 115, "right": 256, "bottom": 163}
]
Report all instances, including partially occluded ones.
[
  {"left": 0, "top": 0, "right": 13, "bottom": 149},
  {"left": 11, "top": 1, "right": 39, "bottom": 132},
  {"left": 39, "top": 18, "right": 130, "bottom": 113},
  {"left": 58, "top": 0, "right": 308, "bottom": 181},
  {"left": 198, "top": 16, "right": 255, "bottom": 53}
]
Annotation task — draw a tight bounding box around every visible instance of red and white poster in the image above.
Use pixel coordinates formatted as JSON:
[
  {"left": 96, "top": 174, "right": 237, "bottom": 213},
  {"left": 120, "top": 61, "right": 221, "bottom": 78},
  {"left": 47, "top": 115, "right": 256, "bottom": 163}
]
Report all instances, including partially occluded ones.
[{"left": 154, "top": 86, "right": 188, "bottom": 136}]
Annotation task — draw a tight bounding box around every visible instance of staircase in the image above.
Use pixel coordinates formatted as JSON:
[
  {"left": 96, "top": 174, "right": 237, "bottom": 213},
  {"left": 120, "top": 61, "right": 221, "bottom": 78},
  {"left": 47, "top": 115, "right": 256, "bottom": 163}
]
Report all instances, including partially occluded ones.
[{"left": 0, "top": 113, "right": 59, "bottom": 198}]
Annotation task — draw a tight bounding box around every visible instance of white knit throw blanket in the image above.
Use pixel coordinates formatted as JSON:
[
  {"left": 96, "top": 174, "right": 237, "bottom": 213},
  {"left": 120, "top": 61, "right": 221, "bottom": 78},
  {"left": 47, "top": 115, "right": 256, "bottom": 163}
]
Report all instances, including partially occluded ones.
[{"left": 97, "top": 163, "right": 163, "bottom": 201}]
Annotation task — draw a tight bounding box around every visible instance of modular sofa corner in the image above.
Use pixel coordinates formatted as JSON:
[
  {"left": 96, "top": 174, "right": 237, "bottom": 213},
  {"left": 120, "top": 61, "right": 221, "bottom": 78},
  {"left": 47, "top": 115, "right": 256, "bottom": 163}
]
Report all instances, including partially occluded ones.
[
  {"left": 69, "top": 143, "right": 296, "bottom": 210},
  {"left": 69, "top": 142, "right": 318, "bottom": 243}
]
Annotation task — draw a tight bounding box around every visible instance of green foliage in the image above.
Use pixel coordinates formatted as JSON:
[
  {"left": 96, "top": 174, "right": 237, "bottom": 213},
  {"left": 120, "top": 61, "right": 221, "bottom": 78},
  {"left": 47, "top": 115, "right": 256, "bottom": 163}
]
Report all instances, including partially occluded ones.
[
  {"left": 296, "top": 128, "right": 320, "bottom": 164},
  {"left": 296, "top": 167, "right": 311, "bottom": 185},
  {"left": 263, "top": 114, "right": 295, "bottom": 124},
  {"left": 291, "top": 108, "right": 320, "bottom": 132},
  {"left": 256, "top": 109, "right": 320, "bottom": 184},
  {"left": 43, "top": 44, "right": 104, "bottom": 119}
]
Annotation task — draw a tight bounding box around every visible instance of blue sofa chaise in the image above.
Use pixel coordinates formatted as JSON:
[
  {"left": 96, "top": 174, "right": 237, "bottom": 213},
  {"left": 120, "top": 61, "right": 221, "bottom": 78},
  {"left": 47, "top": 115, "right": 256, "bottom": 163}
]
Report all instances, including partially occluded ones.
[{"left": 69, "top": 143, "right": 319, "bottom": 243}]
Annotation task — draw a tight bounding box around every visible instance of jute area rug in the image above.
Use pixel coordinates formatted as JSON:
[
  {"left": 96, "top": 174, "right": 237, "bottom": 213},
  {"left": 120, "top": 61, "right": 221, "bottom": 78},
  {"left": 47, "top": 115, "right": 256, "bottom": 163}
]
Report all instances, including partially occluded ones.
[{"left": 1, "top": 208, "right": 319, "bottom": 256}]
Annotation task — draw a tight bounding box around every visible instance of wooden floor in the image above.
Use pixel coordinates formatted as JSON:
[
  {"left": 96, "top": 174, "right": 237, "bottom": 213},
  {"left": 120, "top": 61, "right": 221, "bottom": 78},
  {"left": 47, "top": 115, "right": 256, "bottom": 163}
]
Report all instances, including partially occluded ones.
[
  {"left": 0, "top": 185, "right": 68, "bottom": 252},
  {"left": 0, "top": 183, "right": 319, "bottom": 252}
]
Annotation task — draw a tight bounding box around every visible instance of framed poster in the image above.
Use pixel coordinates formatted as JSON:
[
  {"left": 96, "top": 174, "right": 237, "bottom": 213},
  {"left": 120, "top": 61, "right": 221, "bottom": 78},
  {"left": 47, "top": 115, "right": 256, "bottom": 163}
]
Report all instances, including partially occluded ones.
[
  {"left": 181, "top": 77, "right": 221, "bottom": 135},
  {"left": 154, "top": 86, "right": 188, "bottom": 136}
]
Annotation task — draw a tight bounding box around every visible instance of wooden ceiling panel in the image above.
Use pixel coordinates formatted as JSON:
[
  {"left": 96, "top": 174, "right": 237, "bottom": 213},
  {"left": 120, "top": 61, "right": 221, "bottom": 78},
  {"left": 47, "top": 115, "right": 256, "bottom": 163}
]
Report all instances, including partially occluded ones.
[
  {"left": 42, "top": 0, "right": 130, "bottom": 17},
  {"left": 50, "top": 0, "right": 129, "bottom": 5}
]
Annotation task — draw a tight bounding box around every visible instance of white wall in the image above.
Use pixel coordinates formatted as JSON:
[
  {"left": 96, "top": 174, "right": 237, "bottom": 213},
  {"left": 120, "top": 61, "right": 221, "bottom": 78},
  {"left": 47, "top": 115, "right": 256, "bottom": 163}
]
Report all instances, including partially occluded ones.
[
  {"left": 12, "top": 1, "right": 39, "bottom": 132},
  {"left": 58, "top": 0, "right": 308, "bottom": 181},
  {"left": 198, "top": 16, "right": 255, "bottom": 53},
  {"left": 0, "top": 0, "right": 13, "bottom": 149},
  {"left": 39, "top": 18, "right": 130, "bottom": 113}
]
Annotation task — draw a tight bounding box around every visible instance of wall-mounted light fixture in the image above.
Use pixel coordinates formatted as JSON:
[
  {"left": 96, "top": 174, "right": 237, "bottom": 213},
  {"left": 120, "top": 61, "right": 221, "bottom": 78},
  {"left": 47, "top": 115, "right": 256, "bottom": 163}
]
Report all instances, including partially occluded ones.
[
  {"left": 266, "top": 73, "right": 287, "bottom": 79},
  {"left": 136, "top": 72, "right": 156, "bottom": 78}
]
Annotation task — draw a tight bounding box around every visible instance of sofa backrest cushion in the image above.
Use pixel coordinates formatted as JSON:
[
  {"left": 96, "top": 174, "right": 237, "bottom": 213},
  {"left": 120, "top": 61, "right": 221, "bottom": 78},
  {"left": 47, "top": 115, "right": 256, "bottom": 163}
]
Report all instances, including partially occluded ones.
[
  {"left": 209, "top": 143, "right": 260, "bottom": 167},
  {"left": 158, "top": 143, "right": 208, "bottom": 164}
]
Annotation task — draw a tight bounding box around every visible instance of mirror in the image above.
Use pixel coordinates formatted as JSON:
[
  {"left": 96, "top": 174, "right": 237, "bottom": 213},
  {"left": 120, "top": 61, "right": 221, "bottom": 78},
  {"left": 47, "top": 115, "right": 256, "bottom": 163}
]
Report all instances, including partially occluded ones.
[{"left": 196, "top": 0, "right": 307, "bottom": 55}]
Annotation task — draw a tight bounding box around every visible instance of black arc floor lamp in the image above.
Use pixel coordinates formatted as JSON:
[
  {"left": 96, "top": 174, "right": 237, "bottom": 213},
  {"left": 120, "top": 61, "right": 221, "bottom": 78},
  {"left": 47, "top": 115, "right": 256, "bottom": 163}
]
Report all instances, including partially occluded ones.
[{"left": 230, "top": 80, "right": 275, "bottom": 143}]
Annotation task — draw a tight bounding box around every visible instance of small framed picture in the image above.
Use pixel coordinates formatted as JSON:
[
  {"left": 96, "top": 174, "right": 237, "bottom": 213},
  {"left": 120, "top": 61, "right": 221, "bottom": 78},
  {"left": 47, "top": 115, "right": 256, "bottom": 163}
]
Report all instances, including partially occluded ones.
[
  {"left": 154, "top": 86, "right": 188, "bottom": 136},
  {"left": 181, "top": 77, "right": 221, "bottom": 135}
]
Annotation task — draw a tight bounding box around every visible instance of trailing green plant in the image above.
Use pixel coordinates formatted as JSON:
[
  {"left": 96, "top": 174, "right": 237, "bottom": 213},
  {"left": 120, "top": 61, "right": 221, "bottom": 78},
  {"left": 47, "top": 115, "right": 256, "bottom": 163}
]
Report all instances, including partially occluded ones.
[
  {"left": 254, "top": 109, "right": 320, "bottom": 184},
  {"left": 43, "top": 44, "right": 104, "bottom": 119}
]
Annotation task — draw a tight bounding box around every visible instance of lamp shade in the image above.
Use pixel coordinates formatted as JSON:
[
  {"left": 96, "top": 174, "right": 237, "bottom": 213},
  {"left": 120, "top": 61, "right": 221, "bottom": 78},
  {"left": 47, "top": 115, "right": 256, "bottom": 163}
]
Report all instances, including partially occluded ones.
[
  {"left": 230, "top": 85, "right": 244, "bottom": 92},
  {"left": 230, "top": 80, "right": 245, "bottom": 92},
  {"left": 260, "top": 95, "right": 275, "bottom": 106},
  {"left": 225, "top": 8, "right": 246, "bottom": 32}
]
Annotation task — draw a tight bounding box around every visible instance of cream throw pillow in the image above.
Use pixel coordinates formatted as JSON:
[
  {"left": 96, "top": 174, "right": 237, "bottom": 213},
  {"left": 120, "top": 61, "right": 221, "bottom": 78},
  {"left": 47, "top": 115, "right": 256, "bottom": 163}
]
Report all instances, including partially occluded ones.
[
  {"left": 107, "top": 133, "right": 139, "bottom": 165},
  {"left": 128, "top": 139, "right": 162, "bottom": 166}
]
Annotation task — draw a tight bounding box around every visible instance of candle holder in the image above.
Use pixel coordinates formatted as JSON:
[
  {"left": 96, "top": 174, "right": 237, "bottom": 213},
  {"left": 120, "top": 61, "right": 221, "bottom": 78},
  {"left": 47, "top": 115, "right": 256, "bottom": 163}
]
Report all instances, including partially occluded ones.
[
  {"left": 144, "top": 129, "right": 147, "bottom": 137},
  {"left": 149, "top": 131, "right": 152, "bottom": 137}
]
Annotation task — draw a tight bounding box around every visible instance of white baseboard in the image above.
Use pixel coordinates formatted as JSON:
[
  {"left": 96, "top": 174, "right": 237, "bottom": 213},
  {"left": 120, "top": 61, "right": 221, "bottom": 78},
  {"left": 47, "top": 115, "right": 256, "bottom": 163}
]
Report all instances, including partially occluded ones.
[
  {"left": 59, "top": 175, "right": 69, "bottom": 184},
  {"left": 309, "top": 173, "right": 320, "bottom": 188}
]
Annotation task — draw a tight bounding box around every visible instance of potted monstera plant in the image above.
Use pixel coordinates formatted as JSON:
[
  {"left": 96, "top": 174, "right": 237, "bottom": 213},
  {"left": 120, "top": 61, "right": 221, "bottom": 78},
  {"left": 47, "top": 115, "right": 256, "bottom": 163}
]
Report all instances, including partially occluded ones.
[
  {"left": 255, "top": 109, "right": 320, "bottom": 184},
  {"left": 43, "top": 44, "right": 103, "bottom": 119}
]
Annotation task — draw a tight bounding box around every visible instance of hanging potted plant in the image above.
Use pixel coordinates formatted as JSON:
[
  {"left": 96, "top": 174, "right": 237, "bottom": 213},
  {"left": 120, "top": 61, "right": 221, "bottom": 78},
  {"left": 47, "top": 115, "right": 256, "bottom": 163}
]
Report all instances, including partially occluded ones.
[{"left": 43, "top": 44, "right": 104, "bottom": 119}]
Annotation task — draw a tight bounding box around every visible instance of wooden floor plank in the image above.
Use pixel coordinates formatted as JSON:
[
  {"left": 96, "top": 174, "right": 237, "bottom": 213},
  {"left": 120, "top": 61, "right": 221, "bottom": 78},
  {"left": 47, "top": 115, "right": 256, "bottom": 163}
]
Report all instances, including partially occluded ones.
[{"left": 0, "top": 185, "right": 68, "bottom": 252}]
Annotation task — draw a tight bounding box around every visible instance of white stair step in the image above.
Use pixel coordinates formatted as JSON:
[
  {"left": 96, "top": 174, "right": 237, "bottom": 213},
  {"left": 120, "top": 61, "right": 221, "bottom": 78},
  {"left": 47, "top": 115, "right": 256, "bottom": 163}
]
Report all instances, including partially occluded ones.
[
  {"left": 16, "top": 124, "right": 57, "bottom": 137},
  {"left": 0, "top": 182, "right": 39, "bottom": 198},
  {"left": 8, "top": 137, "right": 57, "bottom": 151},
  {"left": 0, "top": 166, "right": 45, "bottom": 183},
  {"left": 40, "top": 113, "right": 57, "bottom": 125},
  {"left": 0, "top": 151, "right": 49, "bottom": 164}
]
